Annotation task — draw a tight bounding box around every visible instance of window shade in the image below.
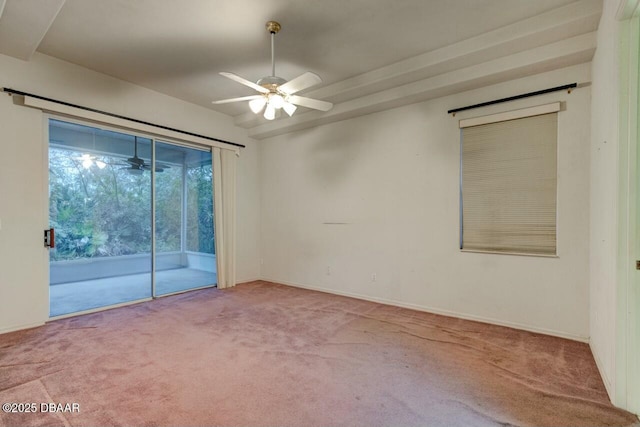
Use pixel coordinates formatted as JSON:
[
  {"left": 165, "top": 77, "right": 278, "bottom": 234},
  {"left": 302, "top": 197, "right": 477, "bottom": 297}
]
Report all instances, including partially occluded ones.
[{"left": 461, "top": 113, "right": 557, "bottom": 255}]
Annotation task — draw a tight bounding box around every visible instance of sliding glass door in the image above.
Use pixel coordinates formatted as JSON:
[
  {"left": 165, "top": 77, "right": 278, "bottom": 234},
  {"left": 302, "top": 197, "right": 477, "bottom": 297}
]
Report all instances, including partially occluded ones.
[
  {"left": 48, "top": 119, "right": 216, "bottom": 317},
  {"left": 154, "top": 141, "right": 216, "bottom": 296}
]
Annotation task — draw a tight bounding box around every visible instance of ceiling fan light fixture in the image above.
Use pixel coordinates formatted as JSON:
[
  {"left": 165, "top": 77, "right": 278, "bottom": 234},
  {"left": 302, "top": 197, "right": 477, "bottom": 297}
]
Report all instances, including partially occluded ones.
[
  {"left": 283, "top": 101, "right": 297, "bottom": 116},
  {"left": 268, "top": 93, "right": 285, "bottom": 109},
  {"left": 264, "top": 104, "right": 276, "bottom": 120},
  {"left": 249, "top": 97, "right": 267, "bottom": 113},
  {"left": 213, "top": 21, "right": 333, "bottom": 119}
]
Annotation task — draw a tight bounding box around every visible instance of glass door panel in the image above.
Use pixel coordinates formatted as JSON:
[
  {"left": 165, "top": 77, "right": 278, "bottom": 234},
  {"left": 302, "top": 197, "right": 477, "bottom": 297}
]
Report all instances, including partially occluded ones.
[
  {"left": 48, "top": 120, "right": 152, "bottom": 316},
  {"left": 154, "top": 141, "right": 216, "bottom": 296}
]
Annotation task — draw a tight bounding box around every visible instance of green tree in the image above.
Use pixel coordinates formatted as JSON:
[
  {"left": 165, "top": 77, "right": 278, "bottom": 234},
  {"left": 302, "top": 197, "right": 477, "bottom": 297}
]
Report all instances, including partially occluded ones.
[
  {"left": 49, "top": 148, "right": 215, "bottom": 261},
  {"left": 187, "top": 164, "right": 215, "bottom": 254}
]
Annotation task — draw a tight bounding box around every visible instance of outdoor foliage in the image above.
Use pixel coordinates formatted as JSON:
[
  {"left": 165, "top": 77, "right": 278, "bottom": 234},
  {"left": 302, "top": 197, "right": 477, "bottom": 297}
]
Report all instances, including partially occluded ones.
[
  {"left": 49, "top": 148, "right": 214, "bottom": 261},
  {"left": 186, "top": 165, "right": 215, "bottom": 254}
]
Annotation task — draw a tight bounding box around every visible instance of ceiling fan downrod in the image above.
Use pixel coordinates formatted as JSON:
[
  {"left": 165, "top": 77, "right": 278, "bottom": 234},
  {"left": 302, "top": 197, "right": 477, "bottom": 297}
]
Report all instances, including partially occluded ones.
[
  {"left": 266, "top": 21, "right": 281, "bottom": 77},
  {"left": 256, "top": 21, "right": 286, "bottom": 91}
]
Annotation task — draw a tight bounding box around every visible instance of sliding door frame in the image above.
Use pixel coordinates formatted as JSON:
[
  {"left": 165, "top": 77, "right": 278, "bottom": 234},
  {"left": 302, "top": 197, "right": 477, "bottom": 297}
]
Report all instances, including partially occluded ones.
[
  {"left": 153, "top": 137, "right": 218, "bottom": 298},
  {"left": 45, "top": 114, "right": 218, "bottom": 319}
]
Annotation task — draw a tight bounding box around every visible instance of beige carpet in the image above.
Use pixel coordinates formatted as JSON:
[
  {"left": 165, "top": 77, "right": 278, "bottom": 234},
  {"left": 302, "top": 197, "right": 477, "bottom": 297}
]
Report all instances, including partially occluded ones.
[{"left": 0, "top": 281, "right": 637, "bottom": 427}]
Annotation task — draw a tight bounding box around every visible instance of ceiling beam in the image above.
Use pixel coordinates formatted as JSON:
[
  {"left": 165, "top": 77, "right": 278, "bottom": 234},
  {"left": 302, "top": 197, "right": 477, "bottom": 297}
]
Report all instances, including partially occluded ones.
[
  {"left": 0, "top": 0, "right": 65, "bottom": 61},
  {"left": 234, "top": 0, "right": 601, "bottom": 130},
  {"left": 247, "top": 32, "right": 596, "bottom": 140}
]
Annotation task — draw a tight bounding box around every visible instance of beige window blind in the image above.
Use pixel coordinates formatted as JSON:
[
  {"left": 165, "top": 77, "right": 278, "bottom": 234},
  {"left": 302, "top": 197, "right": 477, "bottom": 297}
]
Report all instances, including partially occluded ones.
[{"left": 461, "top": 112, "right": 557, "bottom": 255}]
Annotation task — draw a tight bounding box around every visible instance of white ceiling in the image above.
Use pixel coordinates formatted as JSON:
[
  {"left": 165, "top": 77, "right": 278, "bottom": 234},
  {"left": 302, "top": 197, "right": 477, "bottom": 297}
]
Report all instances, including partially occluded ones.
[{"left": 0, "top": 0, "right": 601, "bottom": 138}]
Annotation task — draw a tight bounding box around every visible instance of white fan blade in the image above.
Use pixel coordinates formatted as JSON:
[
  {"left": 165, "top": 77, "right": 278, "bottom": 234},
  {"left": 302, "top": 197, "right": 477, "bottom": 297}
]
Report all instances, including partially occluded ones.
[
  {"left": 288, "top": 95, "right": 333, "bottom": 112},
  {"left": 212, "top": 95, "right": 263, "bottom": 105},
  {"left": 279, "top": 72, "right": 322, "bottom": 95},
  {"left": 220, "top": 72, "right": 269, "bottom": 94}
]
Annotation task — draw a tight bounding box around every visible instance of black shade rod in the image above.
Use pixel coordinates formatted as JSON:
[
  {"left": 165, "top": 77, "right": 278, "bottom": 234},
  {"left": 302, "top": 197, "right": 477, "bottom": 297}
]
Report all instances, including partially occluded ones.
[
  {"left": 447, "top": 83, "right": 577, "bottom": 115},
  {"left": 2, "top": 87, "right": 246, "bottom": 149}
]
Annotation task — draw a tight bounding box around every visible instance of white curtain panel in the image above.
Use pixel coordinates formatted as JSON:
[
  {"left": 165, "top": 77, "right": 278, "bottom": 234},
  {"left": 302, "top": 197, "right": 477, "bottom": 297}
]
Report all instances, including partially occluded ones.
[{"left": 213, "top": 147, "right": 238, "bottom": 289}]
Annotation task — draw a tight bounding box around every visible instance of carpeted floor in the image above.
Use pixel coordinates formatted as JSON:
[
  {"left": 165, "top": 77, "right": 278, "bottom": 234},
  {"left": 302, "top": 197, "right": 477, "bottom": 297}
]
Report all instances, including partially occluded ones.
[{"left": 0, "top": 281, "right": 637, "bottom": 427}]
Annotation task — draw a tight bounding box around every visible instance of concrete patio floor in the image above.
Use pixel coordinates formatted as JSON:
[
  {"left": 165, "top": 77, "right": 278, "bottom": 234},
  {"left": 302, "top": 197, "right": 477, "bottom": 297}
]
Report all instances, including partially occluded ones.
[{"left": 50, "top": 268, "right": 217, "bottom": 317}]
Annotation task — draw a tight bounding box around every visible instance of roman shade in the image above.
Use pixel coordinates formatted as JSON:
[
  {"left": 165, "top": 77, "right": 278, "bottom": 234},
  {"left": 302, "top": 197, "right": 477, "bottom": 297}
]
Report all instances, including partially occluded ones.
[{"left": 461, "top": 108, "right": 558, "bottom": 255}]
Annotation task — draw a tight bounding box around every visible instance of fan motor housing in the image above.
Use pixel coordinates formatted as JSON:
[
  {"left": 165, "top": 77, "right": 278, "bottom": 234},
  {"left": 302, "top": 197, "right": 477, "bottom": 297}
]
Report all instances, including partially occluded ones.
[{"left": 257, "top": 75, "right": 287, "bottom": 92}]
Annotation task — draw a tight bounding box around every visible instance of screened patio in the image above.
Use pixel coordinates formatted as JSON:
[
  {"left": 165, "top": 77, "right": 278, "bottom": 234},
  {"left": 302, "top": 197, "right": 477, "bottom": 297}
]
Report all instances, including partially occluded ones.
[{"left": 48, "top": 119, "right": 217, "bottom": 317}]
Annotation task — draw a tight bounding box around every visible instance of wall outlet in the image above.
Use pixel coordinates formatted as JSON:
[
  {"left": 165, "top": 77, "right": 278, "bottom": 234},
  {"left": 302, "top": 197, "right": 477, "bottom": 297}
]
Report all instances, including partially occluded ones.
[
  {"left": 371, "top": 273, "right": 377, "bottom": 282},
  {"left": 326, "top": 266, "right": 331, "bottom": 275}
]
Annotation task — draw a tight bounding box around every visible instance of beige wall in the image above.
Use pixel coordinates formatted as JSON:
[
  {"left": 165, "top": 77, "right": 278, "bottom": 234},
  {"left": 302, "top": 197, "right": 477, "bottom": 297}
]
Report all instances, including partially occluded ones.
[
  {"left": 259, "top": 63, "right": 592, "bottom": 341},
  {"left": 0, "top": 48, "right": 595, "bottom": 350},
  {"left": 0, "top": 52, "right": 261, "bottom": 333}
]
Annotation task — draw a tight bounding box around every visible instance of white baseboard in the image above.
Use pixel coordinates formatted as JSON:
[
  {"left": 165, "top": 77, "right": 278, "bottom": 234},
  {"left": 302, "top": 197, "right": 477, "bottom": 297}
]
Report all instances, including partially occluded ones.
[
  {"left": 0, "top": 321, "right": 45, "bottom": 335},
  {"left": 236, "top": 277, "right": 262, "bottom": 285},
  {"left": 262, "top": 277, "right": 590, "bottom": 343}
]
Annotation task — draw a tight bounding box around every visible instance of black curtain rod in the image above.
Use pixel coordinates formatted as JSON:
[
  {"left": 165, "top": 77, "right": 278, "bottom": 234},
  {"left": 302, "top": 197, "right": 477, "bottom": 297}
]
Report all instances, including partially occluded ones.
[
  {"left": 447, "top": 83, "right": 577, "bottom": 115},
  {"left": 2, "top": 87, "right": 245, "bottom": 149}
]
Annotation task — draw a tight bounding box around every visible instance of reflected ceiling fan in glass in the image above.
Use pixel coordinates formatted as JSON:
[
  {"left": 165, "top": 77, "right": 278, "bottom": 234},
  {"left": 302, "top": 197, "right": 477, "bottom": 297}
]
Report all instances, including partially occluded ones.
[
  {"left": 76, "top": 153, "right": 106, "bottom": 169},
  {"left": 120, "top": 136, "right": 170, "bottom": 174},
  {"left": 75, "top": 130, "right": 106, "bottom": 169},
  {"left": 212, "top": 21, "right": 333, "bottom": 120}
]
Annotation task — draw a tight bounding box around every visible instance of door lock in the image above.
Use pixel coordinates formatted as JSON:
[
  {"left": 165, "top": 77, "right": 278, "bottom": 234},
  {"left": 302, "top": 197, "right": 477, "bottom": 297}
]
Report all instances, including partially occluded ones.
[{"left": 44, "top": 228, "right": 55, "bottom": 248}]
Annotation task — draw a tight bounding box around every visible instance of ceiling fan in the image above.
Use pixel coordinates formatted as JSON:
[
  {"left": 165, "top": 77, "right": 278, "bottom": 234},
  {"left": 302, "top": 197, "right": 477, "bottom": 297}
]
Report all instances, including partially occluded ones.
[
  {"left": 212, "top": 21, "right": 333, "bottom": 120},
  {"left": 121, "top": 136, "right": 169, "bottom": 174},
  {"left": 76, "top": 153, "right": 106, "bottom": 169}
]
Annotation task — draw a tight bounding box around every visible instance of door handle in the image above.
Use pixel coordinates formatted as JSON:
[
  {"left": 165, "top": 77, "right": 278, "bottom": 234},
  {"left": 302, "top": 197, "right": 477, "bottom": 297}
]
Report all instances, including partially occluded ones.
[{"left": 44, "top": 228, "right": 55, "bottom": 248}]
